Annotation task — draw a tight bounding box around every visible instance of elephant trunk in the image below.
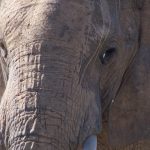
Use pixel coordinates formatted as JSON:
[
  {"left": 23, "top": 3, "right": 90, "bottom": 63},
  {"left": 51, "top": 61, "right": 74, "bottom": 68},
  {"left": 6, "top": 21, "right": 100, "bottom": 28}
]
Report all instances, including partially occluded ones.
[
  {"left": 0, "top": 1, "right": 102, "bottom": 148},
  {"left": 3, "top": 41, "right": 79, "bottom": 149}
]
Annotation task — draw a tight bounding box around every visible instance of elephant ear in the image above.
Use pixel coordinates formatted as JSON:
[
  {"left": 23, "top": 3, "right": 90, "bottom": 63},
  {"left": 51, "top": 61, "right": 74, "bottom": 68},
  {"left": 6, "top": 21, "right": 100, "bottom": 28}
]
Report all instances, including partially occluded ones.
[{"left": 109, "top": 0, "right": 150, "bottom": 148}]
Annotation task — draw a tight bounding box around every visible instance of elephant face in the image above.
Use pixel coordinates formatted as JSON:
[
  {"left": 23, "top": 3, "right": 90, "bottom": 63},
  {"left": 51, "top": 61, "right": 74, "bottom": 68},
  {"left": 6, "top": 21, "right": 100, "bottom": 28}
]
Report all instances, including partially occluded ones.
[{"left": 0, "top": 0, "right": 149, "bottom": 149}]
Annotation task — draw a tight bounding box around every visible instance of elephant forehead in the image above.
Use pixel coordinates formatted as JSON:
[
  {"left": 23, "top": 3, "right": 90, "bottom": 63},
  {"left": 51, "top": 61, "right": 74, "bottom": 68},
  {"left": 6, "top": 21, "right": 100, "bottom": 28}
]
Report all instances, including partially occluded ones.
[
  {"left": 0, "top": 0, "right": 113, "bottom": 63},
  {"left": 0, "top": 0, "right": 111, "bottom": 33}
]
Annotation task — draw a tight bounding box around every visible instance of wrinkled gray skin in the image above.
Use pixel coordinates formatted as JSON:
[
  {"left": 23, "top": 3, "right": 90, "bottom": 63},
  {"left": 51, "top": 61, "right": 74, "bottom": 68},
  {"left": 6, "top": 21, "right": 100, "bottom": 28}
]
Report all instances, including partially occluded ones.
[{"left": 0, "top": 0, "right": 150, "bottom": 149}]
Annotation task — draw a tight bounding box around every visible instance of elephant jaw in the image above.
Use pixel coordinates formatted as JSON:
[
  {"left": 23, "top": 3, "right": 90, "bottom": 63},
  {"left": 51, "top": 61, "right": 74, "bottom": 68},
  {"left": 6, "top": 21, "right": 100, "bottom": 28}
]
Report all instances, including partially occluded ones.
[{"left": 83, "top": 135, "right": 97, "bottom": 150}]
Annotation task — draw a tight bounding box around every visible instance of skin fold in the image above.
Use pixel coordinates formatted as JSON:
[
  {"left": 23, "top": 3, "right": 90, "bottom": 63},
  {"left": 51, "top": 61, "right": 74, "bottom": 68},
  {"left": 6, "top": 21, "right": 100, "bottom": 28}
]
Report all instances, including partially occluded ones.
[{"left": 0, "top": 0, "right": 149, "bottom": 149}]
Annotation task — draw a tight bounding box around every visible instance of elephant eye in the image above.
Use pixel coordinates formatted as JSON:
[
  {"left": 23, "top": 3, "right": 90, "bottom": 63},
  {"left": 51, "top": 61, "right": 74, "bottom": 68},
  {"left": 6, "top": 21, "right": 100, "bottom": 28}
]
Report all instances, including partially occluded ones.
[{"left": 99, "top": 47, "right": 116, "bottom": 64}]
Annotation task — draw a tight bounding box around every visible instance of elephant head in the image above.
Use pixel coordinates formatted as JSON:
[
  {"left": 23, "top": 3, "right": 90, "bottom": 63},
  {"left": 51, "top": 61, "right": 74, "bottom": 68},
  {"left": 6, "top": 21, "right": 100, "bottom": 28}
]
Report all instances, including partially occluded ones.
[{"left": 0, "top": 0, "right": 149, "bottom": 149}]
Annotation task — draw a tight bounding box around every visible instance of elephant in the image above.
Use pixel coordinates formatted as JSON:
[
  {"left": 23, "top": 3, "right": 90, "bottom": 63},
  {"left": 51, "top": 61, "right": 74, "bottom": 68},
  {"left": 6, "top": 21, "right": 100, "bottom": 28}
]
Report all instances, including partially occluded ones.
[{"left": 0, "top": 0, "right": 150, "bottom": 149}]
